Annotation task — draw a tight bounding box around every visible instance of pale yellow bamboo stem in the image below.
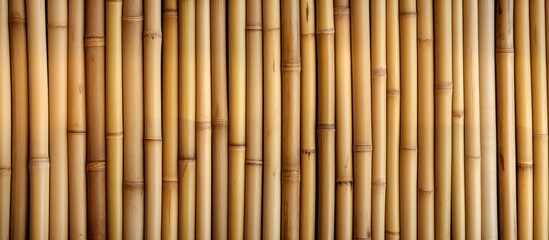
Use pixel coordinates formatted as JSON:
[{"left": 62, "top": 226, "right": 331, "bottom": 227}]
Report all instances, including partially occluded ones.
[{"left": 0, "top": 0, "right": 11, "bottom": 237}]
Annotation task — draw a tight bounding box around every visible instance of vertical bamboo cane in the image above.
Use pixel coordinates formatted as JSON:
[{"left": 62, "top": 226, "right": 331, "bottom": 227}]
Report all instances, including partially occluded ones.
[
  {"left": 531, "top": 0, "right": 549, "bottom": 237},
  {"left": 514, "top": 0, "right": 534, "bottom": 237},
  {"left": 417, "top": 0, "right": 434, "bottom": 238},
  {"left": 27, "top": 0, "right": 50, "bottom": 237},
  {"left": 434, "top": 0, "right": 452, "bottom": 238},
  {"left": 399, "top": 0, "right": 418, "bottom": 238},
  {"left": 85, "top": 0, "right": 107, "bottom": 235},
  {"left": 47, "top": 0, "right": 69, "bottom": 236},
  {"left": 334, "top": 0, "right": 352, "bottom": 237},
  {"left": 496, "top": 0, "right": 517, "bottom": 238},
  {"left": 144, "top": 0, "right": 162, "bottom": 237},
  {"left": 479, "top": 0, "right": 498, "bottom": 238},
  {"left": 451, "top": 0, "right": 466, "bottom": 237},
  {"left": 196, "top": 0, "right": 212, "bottom": 237},
  {"left": 245, "top": 0, "right": 263, "bottom": 237},
  {"left": 262, "top": 0, "right": 282, "bottom": 237},
  {"left": 106, "top": 0, "right": 124, "bottom": 237},
  {"left": 179, "top": 0, "right": 196, "bottom": 238},
  {"left": 68, "top": 0, "right": 87, "bottom": 236},
  {"left": 316, "top": 0, "right": 335, "bottom": 237},
  {"left": 386, "top": 0, "right": 401, "bottom": 237},
  {"left": 162, "top": 0, "right": 178, "bottom": 237},
  {"left": 212, "top": 0, "right": 229, "bottom": 238},
  {"left": 299, "top": 0, "right": 316, "bottom": 238},
  {"left": 0, "top": 0, "right": 11, "bottom": 237},
  {"left": 351, "top": 0, "right": 371, "bottom": 238},
  {"left": 8, "top": 0, "right": 29, "bottom": 237}
]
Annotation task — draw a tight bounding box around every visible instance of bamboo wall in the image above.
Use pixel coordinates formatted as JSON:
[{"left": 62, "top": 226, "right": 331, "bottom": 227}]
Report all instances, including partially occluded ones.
[{"left": 0, "top": 0, "right": 547, "bottom": 239}]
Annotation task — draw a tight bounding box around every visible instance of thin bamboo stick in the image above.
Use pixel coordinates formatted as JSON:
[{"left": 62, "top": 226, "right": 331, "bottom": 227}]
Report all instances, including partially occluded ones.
[
  {"left": 386, "top": 0, "right": 400, "bottom": 237},
  {"left": 8, "top": 0, "right": 29, "bottom": 237},
  {"left": 212, "top": 0, "right": 229, "bottom": 238},
  {"left": 196, "top": 0, "right": 212, "bottom": 237},
  {"left": 0, "top": 0, "right": 11, "bottom": 237},
  {"left": 496, "top": 0, "right": 517, "bottom": 238},
  {"left": 434, "top": 0, "right": 452, "bottom": 238},
  {"left": 351, "top": 0, "right": 372, "bottom": 238},
  {"left": 262, "top": 0, "right": 282, "bottom": 237},
  {"left": 417, "top": 0, "right": 434, "bottom": 238},
  {"left": 47, "top": 0, "right": 69, "bottom": 236},
  {"left": 334, "top": 0, "right": 352, "bottom": 238},
  {"left": 68, "top": 0, "right": 87, "bottom": 236},
  {"left": 399, "top": 0, "right": 418, "bottom": 237},
  {"left": 316, "top": 0, "right": 335, "bottom": 237},
  {"left": 161, "top": 0, "right": 178, "bottom": 237},
  {"left": 514, "top": 0, "right": 534, "bottom": 237},
  {"left": 144, "top": 0, "right": 162, "bottom": 237},
  {"left": 27, "top": 0, "right": 50, "bottom": 237},
  {"left": 479, "top": 0, "right": 498, "bottom": 238},
  {"left": 245, "top": 0, "right": 263, "bottom": 237},
  {"left": 299, "top": 0, "right": 316, "bottom": 238}
]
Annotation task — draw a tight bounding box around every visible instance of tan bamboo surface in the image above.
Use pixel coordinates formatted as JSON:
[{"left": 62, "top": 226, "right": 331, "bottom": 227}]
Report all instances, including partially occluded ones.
[
  {"left": 451, "top": 0, "right": 466, "bottom": 237},
  {"left": 350, "top": 0, "right": 372, "bottom": 238},
  {"left": 434, "top": 0, "right": 452, "bottom": 238},
  {"left": 106, "top": 0, "right": 124, "bottom": 237},
  {"left": 27, "top": 0, "right": 51, "bottom": 237},
  {"left": 161, "top": 0, "right": 178, "bottom": 237},
  {"left": 144, "top": 0, "right": 162, "bottom": 237},
  {"left": 399, "top": 0, "right": 418, "bottom": 238},
  {"left": 262, "top": 0, "right": 282, "bottom": 237},
  {"left": 179, "top": 0, "right": 196, "bottom": 238},
  {"left": 417, "top": 0, "right": 434, "bottom": 238},
  {"left": 386, "top": 0, "right": 400, "bottom": 237},
  {"left": 68, "top": 0, "right": 87, "bottom": 236},
  {"left": 299, "top": 0, "right": 316, "bottom": 238},
  {"left": 514, "top": 0, "right": 534, "bottom": 237},
  {"left": 334, "top": 0, "right": 353, "bottom": 238},
  {"left": 228, "top": 0, "right": 246, "bottom": 238},
  {"left": 479, "top": 0, "right": 498, "bottom": 238},
  {"left": 212, "top": 0, "right": 229, "bottom": 238},
  {"left": 0, "top": 0, "right": 11, "bottom": 237},
  {"left": 496, "top": 0, "right": 517, "bottom": 238},
  {"left": 47, "top": 0, "right": 69, "bottom": 236},
  {"left": 244, "top": 0, "right": 263, "bottom": 237},
  {"left": 8, "top": 0, "right": 29, "bottom": 237},
  {"left": 196, "top": 0, "right": 212, "bottom": 237},
  {"left": 531, "top": 0, "right": 549, "bottom": 237}
]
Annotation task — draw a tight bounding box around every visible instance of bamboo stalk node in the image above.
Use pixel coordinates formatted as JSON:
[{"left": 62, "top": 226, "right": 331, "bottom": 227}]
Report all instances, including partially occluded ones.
[
  {"left": 452, "top": 110, "right": 464, "bottom": 118},
  {"left": 212, "top": 119, "right": 228, "bottom": 127},
  {"left": 179, "top": 158, "right": 197, "bottom": 164},
  {"left": 67, "top": 130, "right": 86, "bottom": 135},
  {"left": 0, "top": 167, "right": 11, "bottom": 174},
  {"left": 123, "top": 180, "right": 145, "bottom": 190},
  {"left": 162, "top": 180, "right": 178, "bottom": 186},
  {"left": 533, "top": 133, "right": 549, "bottom": 138},
  {"left": 316, "top": 28, "right": 335, "bottom": 35},
  {"left": 372, "top": 178, "right": 387, "bottom": 186},
  {"left": 495, "top": 48, "right": 514, "bottom": 54},
  {"left": 143, "top": 32, "right": 162, "bottom": 39},
  {"left": 399, "top": 12, "right": 417, "bottom": 18},
  {"left": 372, "top": 67, "right": 387, "bottom": 76},
  {"left": 105, "top": 0, "right": 122, "bottom": 4},
  {"left": 353, "top": 144, "right": 373, "bottom": 153},
  {"left": 85, "top": 37, "right": 105, "bottom": 47},
  {"left": 121, "top": 15, "right": 144, "bottom": 21},
  {"left": 245, "top": 159, "right": 263, "bottom": 165},
  {"left": 9, "top": 16, "right": 25, "bottom": 23},
  {"left": 29, "top": 158, "right": 50, "bottom": 168},
  {"left": 229, "top": 144, "right": 246, "bottom": 150},
  {"left": 143, "top": 137, "right": 162, "bottom": 142},
  {"left": 317, "top": 124, "right": 335, "bottom": 131},
  {"left": 245, "top": 25, "right": 262, "bottom": 31},
  {"left": 262, "top": 26, "right": 281, "bottom": 32},
  {"left": 163, "top": 10, "right": 178, "bottom": 17},
  {"left": 47, "top": 23, "right": 68, "bottom": 29},
  {"left": 418, "top": 187, "right": 434, "bottom": 194},
  {"left": 435, "top": 82, "right": 453, "bottom": 91},
  {"left": 106, "top": 131, "right": 124, "bottom": 137},
  {"left": 282, "top": 169, "right": 301, "bottom": 179},
  {"left": 387, "top": 89, "right": 401, "bottom": 96},
  {"left": 301, "top": 148, "right": 315, "bottom": 154},
  {"left": 300, "top": 32, "right": 315, "bottom": 38},
  {"left": 400, "top": 146, "right": 418, "bottom": 152},
  {"left": 333, "top": 7, "right": 349, "bottom": 15},
  {"left": 418, "top": 37, "right": 433, "bottom": 44},
  {"left": 335, "top": 178, "right": 353, "bottom": 185},
  {"left": 196, "top": 121, "right": 212, "bottom": 130},
  {"left": 87, "top": 162, "right": 106, "bottom": 172},
  {"left": 517, "top": 162, "right": 534, "bottom": 169}
]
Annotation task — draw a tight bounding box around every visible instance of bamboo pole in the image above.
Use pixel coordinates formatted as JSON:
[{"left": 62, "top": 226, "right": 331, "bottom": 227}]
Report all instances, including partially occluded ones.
[
  {"left": 196, "top": 0, "right": 212, "bottom": 237},
  {"left": 8, "top": 0, "right": 29, "bottom": 237},
  {"left": 386, "top": 0, "right": 400, "bottom": 237},
  {"left": 334, "top": 0, "right": 352, "bottom": 238},
  {"left": 27, "top": 0, "right": 50, "bottom": 237},
  {"left": 262, "top": 0, "right": 282, "bottom": 237},
  {"left": 350, "top": 0, "right": 371, "bottom": 238},
  {"left": 299, "top": 0, "right": 316, "bottom": 238},
  {"left": 106, "top": 0, "right": 123, "bottom": 237},
  {"left": 245, "top": 0, "right": 263, "bottom": 237},
  {"left": 479, "top": 0, "right": 498, "bottom": 238},
  {"left": 0, "top": 0, "right": 11, "bottom": 237},
  {"left": 162, "top": 0, "right": 178, "bottom": 237},
  {"left": 47, "top": 0, "right": 69, "bottom": 236},
  {"left": 399, "top": 0, "right": 418, "bottom": 237},
  {"left": 144, "top": 0, "right": 162, "bottom": 237},
  {"left": 68, "top": 0, "right": 87, "bottom": 236},
  {"left": 316, "top": 0, "right": 335, "bottom": 237},
  {"left": 514, "top": 0, "right": 534, "bottom": 237},
  {"left": 212, "top": 0, "right": 229, "bottom": 238},
  {"left": 85, "top": 0, "right": 107, "bottom": 235},
  {"left": 495, "top": 0, "right": 517, "bottom": 238},
  {"left": 434, "top": 0, "right": 452, "bottom": 238}
]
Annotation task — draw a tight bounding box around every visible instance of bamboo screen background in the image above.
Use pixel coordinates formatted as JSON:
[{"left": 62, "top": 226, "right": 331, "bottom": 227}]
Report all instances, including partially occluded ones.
[{"left": 0, "top": 0, "right": 544, "bottom": 239}]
